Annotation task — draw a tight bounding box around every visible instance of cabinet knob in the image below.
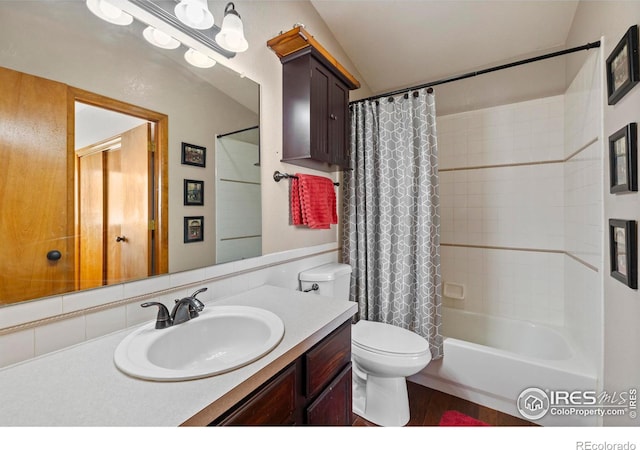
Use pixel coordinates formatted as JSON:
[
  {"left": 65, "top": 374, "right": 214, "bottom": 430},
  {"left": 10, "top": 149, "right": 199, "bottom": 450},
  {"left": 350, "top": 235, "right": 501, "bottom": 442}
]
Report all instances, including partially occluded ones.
[
  {"left": 46, "top": 250, "right": 62, "bottom": 261},
  {"left": 116, "top": 236, "right": 127, "bottom": 242},
  {"left": 329, "top": 114, "right": 337, "bottom": 120}
]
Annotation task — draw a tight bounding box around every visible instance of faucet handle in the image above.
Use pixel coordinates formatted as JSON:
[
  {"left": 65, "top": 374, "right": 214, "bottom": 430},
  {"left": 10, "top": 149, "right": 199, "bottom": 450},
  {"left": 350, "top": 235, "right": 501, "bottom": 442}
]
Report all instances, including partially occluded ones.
[
  {"left": 189, "top": 287, "right": 207, "bottom": 311},
  {"left": 190, "top": 287, "right": 207, "bottom": 299},
  {"left": 141, "top": 302, "right": 172, "bottom": 329}
]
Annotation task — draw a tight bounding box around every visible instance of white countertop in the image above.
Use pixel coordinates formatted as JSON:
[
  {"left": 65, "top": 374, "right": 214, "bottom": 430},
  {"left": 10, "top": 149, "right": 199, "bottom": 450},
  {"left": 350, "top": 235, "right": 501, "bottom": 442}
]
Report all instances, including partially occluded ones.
[{"left": 0, "top": 285, "right": 357, "bottom": 426}]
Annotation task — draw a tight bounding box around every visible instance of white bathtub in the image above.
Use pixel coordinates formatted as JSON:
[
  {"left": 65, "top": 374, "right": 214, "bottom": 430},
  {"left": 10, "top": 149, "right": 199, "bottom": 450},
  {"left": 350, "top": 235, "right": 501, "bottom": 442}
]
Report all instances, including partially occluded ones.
[{"left": 410, "top": 307, "right": 598, "bottom": 426}]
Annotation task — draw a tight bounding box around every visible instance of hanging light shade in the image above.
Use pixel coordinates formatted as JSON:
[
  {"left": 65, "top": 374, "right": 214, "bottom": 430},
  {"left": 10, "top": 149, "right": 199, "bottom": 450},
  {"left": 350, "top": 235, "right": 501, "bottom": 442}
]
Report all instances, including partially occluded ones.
[
  {"left": 174, "top": 0, "right": 214, "bottom": 30},
  {"left": 215, "top": 2, "right": 248, "bottom": 53},
  {"left": 86, "top": 0, "right": 133, "bottom": 26},
  {"left": 184, "top": 48, "right": 217, "bottom": 68},
  {"left": 143, "top": 26, "right": 180, "bottom": 49}
]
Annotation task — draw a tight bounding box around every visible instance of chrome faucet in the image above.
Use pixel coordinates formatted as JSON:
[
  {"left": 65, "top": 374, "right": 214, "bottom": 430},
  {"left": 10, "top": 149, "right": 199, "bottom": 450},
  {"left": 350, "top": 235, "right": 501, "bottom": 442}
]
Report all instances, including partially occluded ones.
[{"left": 141, "top": 287, "right": 207, "bottom": 329}]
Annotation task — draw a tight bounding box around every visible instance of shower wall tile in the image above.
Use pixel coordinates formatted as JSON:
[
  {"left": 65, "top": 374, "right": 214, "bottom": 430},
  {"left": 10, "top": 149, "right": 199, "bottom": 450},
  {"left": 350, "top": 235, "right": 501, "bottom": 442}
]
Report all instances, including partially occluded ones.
[
  {"left": 564, "top": 51, "right": 601, "bottom": 159},
  {"left": 439, "top": 94, "right": 565, "bottom": 326},
  {"left": 438, "top": 95, "right": 565, "bottom": 170},
  {"left": 564, "top": 139, "right": 602, "bottom": 270},
  {"left": 440, "top": 163, "right": 564, "bottom": 250},
  {"left": 441, "top": 245, "right": 564, "bottom": 326},
  {"left": 563, "top": 49, "right": 602, "bottom": 372}
]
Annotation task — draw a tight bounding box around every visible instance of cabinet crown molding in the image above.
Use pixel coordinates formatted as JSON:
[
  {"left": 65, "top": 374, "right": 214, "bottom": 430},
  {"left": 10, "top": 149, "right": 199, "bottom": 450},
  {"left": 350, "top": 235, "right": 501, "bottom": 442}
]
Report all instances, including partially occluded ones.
[{"left": 267, "top": 26, "right": 360, "bottom": 90}]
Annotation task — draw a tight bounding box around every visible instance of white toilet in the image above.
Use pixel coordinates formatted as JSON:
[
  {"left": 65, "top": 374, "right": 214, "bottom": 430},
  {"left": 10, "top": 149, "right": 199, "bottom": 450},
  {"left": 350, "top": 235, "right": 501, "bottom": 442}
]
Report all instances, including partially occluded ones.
[{"left": 299, "top": 263, "right": 432, "bottom": 427}]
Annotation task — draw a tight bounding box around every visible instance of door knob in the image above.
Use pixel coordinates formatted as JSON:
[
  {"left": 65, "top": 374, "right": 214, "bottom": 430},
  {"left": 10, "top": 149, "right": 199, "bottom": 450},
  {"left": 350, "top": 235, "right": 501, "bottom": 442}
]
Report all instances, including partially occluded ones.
[
  {"left": 116, "top": 236, "right": 127, "bottom": 242},
  {"left": 46, "top": 250, "right": 62, "bottom": 261}
]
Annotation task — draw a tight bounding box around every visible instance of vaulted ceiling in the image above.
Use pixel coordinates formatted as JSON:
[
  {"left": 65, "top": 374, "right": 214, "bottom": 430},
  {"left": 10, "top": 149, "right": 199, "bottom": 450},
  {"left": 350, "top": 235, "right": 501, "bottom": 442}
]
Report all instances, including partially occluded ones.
[{"left": 311, "top": 0, "right": 581, "bottom": 113}]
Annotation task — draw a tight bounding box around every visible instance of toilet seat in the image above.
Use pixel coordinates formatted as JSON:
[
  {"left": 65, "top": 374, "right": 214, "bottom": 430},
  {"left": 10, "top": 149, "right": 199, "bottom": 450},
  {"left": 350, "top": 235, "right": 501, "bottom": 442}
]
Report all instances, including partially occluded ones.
[{"left": 352, "top": 320, "right": 430, "bottom": 357}]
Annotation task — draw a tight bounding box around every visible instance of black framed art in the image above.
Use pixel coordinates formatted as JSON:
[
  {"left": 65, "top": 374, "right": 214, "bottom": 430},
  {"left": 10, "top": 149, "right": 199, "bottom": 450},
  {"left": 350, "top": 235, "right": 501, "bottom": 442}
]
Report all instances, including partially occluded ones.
[
  {"left": 609, "top": 123, "right": 637, "bottom": 193},
  {"left": 184, "top": 216, "right": 204, "bottom": 243},
  {"left": 184, "top": 179, "right": 204, "bottom": 205},
  {"left": 181, "top": 142, "right": 206, "bottom": 167},
  {"left": 606, "top": 25, "right": 639, "bottom": 105},
  {"left": 609, "top": 219, "right": 637, "bottom": 289}
]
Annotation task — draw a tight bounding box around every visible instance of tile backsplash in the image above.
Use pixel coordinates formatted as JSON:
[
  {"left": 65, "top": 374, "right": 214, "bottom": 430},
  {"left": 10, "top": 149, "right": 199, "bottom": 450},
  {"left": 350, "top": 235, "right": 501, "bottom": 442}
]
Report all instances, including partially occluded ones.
[{"left": 0, "top": 244, "right": 339, "bottom": 369}]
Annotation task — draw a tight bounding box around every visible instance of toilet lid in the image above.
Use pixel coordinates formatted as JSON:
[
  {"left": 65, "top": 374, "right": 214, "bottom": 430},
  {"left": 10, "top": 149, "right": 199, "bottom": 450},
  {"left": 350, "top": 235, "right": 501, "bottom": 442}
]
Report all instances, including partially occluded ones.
[{"left": 352, "top": 320, "right": 430, "bottom": 356}]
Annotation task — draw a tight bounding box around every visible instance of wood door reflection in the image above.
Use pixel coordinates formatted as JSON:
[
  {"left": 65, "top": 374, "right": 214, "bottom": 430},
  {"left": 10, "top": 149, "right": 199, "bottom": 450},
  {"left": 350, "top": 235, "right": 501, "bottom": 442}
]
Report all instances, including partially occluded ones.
[
  {"left": 0, "top": 67, "right": 74, "bottom": 304},
  {"left": 79, "top": 124, "right": 151, "bottom": 288}
]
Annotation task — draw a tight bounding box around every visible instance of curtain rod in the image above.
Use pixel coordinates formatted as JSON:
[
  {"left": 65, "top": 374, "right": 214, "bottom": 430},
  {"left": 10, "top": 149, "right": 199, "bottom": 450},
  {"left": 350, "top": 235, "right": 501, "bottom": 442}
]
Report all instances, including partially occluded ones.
[
  {"left": 350, "top": 40, "right": 601, "bottom": 105},
  {"left": 216, "top": 125, "right": 259, "bottom": 139}
]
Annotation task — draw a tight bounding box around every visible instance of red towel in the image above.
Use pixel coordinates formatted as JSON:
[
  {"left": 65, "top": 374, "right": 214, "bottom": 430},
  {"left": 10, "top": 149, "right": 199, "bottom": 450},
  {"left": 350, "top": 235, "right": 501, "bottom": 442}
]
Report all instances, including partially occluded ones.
[{"left": 290, "top": 173, "right": 337, "bottom": 229}]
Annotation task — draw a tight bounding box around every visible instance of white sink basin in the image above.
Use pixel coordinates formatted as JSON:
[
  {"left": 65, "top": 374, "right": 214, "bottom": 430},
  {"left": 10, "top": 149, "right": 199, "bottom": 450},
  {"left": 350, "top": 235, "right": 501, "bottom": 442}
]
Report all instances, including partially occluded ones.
[{"left": 114, "top": 305, "right": 285, "bottom": 381}]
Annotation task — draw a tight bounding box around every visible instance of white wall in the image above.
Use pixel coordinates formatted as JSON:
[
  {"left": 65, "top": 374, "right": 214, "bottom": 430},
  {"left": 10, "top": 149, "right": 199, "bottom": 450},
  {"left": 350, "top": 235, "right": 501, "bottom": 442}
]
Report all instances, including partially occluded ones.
[{"left": 565, "top": 1, "right": 640, "bottom": 426}]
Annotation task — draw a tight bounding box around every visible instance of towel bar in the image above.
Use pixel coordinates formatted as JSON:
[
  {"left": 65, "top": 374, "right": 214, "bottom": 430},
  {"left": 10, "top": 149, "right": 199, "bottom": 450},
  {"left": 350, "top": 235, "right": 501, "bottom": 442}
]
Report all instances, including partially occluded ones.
[{"left": 273, "top": 170, "right": 339, "bottom": 186}]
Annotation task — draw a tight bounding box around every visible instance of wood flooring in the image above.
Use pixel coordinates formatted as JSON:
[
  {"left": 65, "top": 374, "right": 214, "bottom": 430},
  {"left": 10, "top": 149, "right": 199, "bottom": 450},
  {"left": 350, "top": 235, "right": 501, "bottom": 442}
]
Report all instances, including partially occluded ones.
[{"left": 352, "top": 382, "right": 536, "bottom": 426}]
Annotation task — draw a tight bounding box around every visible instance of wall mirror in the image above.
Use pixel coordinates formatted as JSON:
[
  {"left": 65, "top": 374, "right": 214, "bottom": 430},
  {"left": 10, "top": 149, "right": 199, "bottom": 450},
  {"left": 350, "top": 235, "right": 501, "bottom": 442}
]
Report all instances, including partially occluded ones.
[{"left": 0, "top": 1, "right": 261, "bottom": 307}]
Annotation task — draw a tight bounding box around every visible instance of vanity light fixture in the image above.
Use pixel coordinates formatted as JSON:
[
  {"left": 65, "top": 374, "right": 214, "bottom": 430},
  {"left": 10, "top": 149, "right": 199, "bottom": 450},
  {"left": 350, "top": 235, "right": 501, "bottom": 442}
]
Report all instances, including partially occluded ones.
[
  {"left": 184, "top": 48, "right": 217, "bottom": 68},
  {"left": 86, "top": 0, "right": 133, "bottom": 25},
  {"left": 143, "top": 26, "right": 181, "bottom": 49},
  {"left": 86, "top": 0, "right": 247, "bottom": 64},
  {"left": 174, "top": 0, "right": 215, "bottom": 30},
  {"left": 215, "top": 2, "right": 248, "bottom": 53}
]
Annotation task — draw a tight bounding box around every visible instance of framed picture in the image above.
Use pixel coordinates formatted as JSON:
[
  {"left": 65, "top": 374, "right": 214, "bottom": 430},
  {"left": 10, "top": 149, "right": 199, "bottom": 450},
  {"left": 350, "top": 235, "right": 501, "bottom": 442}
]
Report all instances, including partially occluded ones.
[
  {"left": 181, "top": 142, "right": 206, "bottom": 167},
  {"left": 184, "top": 179, "right": 204, "bottom": 205},
  {"left": 184, "top": 216, "right": 204, "bottom": 243},
  {"left": 606, "top": 25, "right": 639, "bottom": 105},
  {"left": 609, "top": 219, "right": 637, "bottom": 289},
  {"left": 609, "top": 123, "right": 637, "bottom": 193}
]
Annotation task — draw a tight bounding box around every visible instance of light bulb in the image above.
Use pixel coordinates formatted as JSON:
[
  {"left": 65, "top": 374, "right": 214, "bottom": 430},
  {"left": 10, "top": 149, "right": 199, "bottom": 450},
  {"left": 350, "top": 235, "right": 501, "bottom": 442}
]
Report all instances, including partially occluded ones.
[
  {"left": 184, "top": 49, "right": 216, "bottom": 68},
  {"left": 86, "top": 0, "right": 133, "bottom": 26},
  {"left": 186, "top": 3, "right": 204, "bottom": 24},
  {"left": 153, "top": 29, "right": 172, "bottom": 46},
  {"left": 143, "top": 26, "right": 181, "bottom": 49},
  {"left": 98, "top": 0, "right": 121, "bottom": 19}
]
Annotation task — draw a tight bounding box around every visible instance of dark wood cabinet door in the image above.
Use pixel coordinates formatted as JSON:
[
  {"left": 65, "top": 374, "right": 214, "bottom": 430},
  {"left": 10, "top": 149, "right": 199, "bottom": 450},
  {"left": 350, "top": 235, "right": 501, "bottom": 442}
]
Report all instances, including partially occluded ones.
[
  {"left": 310, "top": 58, "right": 330, "bottom": 163},
  {"left": 216, "top": 364, "right": 298, "bottom": 425},
  {"left": 328, "top": 77, "right": 349, "bottom": 168},
  {"left": 306, "top": 364, "right": 352, "bottom": 426}
]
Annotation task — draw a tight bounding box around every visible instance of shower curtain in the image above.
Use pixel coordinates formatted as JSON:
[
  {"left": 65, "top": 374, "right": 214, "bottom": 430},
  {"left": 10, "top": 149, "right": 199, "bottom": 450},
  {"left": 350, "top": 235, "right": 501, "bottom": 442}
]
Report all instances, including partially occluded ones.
[{"left": 343, "top": 88, "right": 443, "bottom": 359}]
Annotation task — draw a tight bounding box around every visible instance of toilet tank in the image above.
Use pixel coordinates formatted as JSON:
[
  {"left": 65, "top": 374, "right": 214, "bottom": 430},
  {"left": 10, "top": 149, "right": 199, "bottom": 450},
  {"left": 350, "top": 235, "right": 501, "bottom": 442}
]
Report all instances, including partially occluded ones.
[{"left": 298, "top": 263, "right": 352, "bottom": 301}]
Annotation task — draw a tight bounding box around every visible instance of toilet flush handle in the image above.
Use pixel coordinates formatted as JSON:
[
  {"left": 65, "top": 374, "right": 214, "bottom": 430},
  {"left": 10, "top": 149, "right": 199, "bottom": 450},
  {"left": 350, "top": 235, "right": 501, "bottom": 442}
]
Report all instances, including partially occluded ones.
[{"left": 303, "top": 283, "right": 319, "bottom": 293}]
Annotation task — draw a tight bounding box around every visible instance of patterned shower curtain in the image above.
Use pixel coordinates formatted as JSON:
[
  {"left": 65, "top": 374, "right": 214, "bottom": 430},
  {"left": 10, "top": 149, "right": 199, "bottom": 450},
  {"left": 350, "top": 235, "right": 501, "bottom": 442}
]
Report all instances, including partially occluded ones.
[{"left": 343, "top": 88, "right": 443, "bottom": 359}]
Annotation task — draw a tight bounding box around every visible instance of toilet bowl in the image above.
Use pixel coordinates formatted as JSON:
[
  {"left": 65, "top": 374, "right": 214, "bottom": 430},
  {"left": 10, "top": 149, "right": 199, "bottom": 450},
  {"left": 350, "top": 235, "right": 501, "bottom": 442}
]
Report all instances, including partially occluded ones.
[
  {"left": 351, "top": 319, "right": 431, "bottom": 426},
  {"left": 298, "top": 263, "right": 433, "bottom": 427}
]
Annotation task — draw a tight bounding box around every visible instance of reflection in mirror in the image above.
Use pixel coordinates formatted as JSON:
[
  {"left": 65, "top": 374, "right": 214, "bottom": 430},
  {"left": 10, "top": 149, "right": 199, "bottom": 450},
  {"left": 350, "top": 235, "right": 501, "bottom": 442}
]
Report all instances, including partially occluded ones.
[
  {"left": 75, "top": 102, "right": 156, "bottom": 290},
  {"left": 0, "top": 1, "right": 260, "bottom": 307},
  {"left": 215, "top": 126, "right": 261, "bottom": 264}
]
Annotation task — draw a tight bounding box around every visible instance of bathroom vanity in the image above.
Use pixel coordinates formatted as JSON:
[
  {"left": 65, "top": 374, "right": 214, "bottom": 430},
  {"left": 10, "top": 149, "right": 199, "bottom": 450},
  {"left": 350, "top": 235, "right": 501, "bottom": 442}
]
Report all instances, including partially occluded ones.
[
  {"left": 211, "top": 320, "right": 352, "bottom": 425},
  {"left": 0, "top": 285, "right": 357, "bottom": 426}
]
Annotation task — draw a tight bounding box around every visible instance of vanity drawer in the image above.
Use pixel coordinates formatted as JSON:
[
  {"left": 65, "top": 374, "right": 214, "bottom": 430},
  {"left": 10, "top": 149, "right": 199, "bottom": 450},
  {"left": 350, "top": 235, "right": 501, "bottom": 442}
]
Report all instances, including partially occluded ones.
[
  {"left": 306, "top": 363, "right": 352, "bottom": 425},
  {"left": 217, "top": 363, "right": 298, "bottom": 425},
  {"left": 305, "top": 320, "right": 351, "bottom": 399}
]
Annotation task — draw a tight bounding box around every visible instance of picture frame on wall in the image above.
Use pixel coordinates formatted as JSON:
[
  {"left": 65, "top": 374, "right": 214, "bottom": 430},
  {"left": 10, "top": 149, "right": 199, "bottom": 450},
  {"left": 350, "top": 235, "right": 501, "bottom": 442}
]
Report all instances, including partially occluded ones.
[
  {"left": 609, "top": 123, "right": 637, "bottom": 193},
  {"left": 184, "top": 179, "right": 204, "bottom": 205},
  {"left": 606, "top": 25, "right": 639, "bottom": 105},
  {"left": 609, "top": 219, "right": 637, "bottom": 289},
  {"left": 184, "top": 216, "right": 204, "bottom": 243},
  {"left": 181, "top": 142, "right": 206, "bottom": 167}
]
